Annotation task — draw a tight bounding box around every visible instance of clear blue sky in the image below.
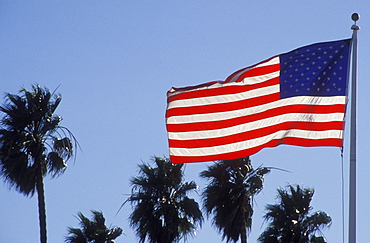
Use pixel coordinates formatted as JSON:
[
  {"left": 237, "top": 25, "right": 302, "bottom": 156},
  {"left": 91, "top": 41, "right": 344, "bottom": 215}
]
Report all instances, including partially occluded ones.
[{"left": 0, "top": 1, "right": 369, "bottom": 242}]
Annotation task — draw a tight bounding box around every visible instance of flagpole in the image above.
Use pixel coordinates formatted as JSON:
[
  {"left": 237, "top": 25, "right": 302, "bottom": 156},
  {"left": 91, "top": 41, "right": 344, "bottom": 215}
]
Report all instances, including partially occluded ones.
[{"left": 349, "top": 13, "right": 359, "bottom": 243}]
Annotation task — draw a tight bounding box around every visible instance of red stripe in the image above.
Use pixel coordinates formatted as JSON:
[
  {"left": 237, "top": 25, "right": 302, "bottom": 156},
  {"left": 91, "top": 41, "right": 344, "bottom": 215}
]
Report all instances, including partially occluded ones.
[
  {"left": 225, "top": 56, "right": 279, "bottom": 83},
  {"left": 167, "top": 104, "right": 346, "bottom": 132},
  {"left": 166, "top": 92, "right": 280, "bottom": 117},
  {"left": 170, "top": 137, "right": 342, "bottom": 163},
  {"left": 227, "top": 63, "right": 280, "bottom": 82},
  {"left": 168, "top": 121, "right": 344, "bottom": 148},
  {"left": 167, "top": 70, "right": 280, "bottom": 103}
]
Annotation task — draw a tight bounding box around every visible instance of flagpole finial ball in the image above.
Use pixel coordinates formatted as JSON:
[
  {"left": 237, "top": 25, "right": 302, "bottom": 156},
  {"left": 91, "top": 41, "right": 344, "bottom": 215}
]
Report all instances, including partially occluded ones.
[{"left": 351, "top": 13, "right": 359, "bottom": 22}]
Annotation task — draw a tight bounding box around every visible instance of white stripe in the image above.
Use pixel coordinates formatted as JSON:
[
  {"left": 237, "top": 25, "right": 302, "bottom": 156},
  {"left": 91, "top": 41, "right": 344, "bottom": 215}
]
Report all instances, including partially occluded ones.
[
  {"left": 168, "top": 112, "right": 345, "bottom": 140},
  {"left": 167, "top": 95, "right": 346, "bottom": 125},
  {"left": 227, "top": 57, "right": 280, "bottom": 83},
  {"left": 255, "top": 56, "right": 280, "bottom": 67},
  {"left": 170, "top": 129, "right": 343, "bottom": 157},
  {"left": 168, "top": 83, "right": 279, "bottom": 110},
  {"left": 167, "top": 57, "right": 280, "bottom": 98},
  {"left": 242, "top": 70, "right": 279, "bottom": 85}
]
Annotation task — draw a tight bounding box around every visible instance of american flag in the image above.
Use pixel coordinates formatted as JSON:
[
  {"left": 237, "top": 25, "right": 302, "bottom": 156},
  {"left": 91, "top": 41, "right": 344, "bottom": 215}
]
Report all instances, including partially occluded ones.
[{"left": 166, "top": 39, "right": 351, "bottom": 163}]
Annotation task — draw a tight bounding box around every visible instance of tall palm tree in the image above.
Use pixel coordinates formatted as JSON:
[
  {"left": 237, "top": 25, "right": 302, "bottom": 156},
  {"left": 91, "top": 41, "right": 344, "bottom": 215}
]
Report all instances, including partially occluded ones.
[
  {"left": 65, "top": 210, "right": 123, "bottom": 243},
  {"left": 200, "top": 157, "right": 270, "bottom": 243},
  {"left": 127, "top": 156, "right": 203, "bottom": 243},
  {"left": 258, "top": 185, "right": 332, "bottom": 243},
  {"left": 0, "top": 85, "right": 77, "bottom": 243}
]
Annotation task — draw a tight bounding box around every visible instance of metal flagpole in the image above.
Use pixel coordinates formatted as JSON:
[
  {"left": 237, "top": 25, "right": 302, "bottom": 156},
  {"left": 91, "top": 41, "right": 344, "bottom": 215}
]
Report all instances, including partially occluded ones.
[{"left": 349, "top": 12, "right": 359, "bottom": 243}]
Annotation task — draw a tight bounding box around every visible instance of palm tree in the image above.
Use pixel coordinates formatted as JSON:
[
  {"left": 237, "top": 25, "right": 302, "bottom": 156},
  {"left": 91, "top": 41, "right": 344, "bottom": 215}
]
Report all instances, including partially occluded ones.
[
  {"left": 0, "top": 85, "right": 77, "bottom": 243},
  {"left": 65, "top": 210, "right": 123, "bottom": 243},
  {"left": 127, "top": 156, "right": 203, "bottom": 243},
  {"left": 258, "top": 185, "right": 332, "bottom": 243},
  {"left": 200, "top": 157, "right": 270, "bottom": 243}
]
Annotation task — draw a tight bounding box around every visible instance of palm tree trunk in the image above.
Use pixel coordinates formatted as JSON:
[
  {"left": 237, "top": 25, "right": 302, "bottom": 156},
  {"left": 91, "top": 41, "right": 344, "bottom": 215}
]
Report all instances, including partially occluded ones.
[
  {"left": 240, "top": 195, "right": 247, "bottom": 243},
  {"left": 37, "top": 167, "right": 47, "bottom": 243},
  {"left": 240, "top": 218, "right": 247, "bottom": 243}
]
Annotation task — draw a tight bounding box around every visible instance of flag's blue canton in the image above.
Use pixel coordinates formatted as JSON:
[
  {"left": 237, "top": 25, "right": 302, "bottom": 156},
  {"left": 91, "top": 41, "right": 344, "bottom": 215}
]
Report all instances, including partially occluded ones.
[{"left": 279, "top": 39, "right": 350, "bottom": 99}]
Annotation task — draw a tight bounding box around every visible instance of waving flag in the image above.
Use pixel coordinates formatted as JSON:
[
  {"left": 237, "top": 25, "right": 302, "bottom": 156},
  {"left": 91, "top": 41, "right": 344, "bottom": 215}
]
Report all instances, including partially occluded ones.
[{"left": 166, "top": 39, "right": 351, "bottom": 163}]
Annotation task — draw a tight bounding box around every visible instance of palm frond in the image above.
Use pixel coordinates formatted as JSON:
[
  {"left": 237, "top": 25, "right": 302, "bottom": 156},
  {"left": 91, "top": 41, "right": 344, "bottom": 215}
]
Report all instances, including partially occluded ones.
[
  {"left": 200, "top": 157, "right": 269, "bottom": 243},
  {"left": 66, "top": 210, "right": 122, "bottom": 243},
  {"left": 127, "top": 156, "right": 202, "bottom": 243},
  {"left": 259, "top": 185, "right": 331, "bottom": 243}
]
